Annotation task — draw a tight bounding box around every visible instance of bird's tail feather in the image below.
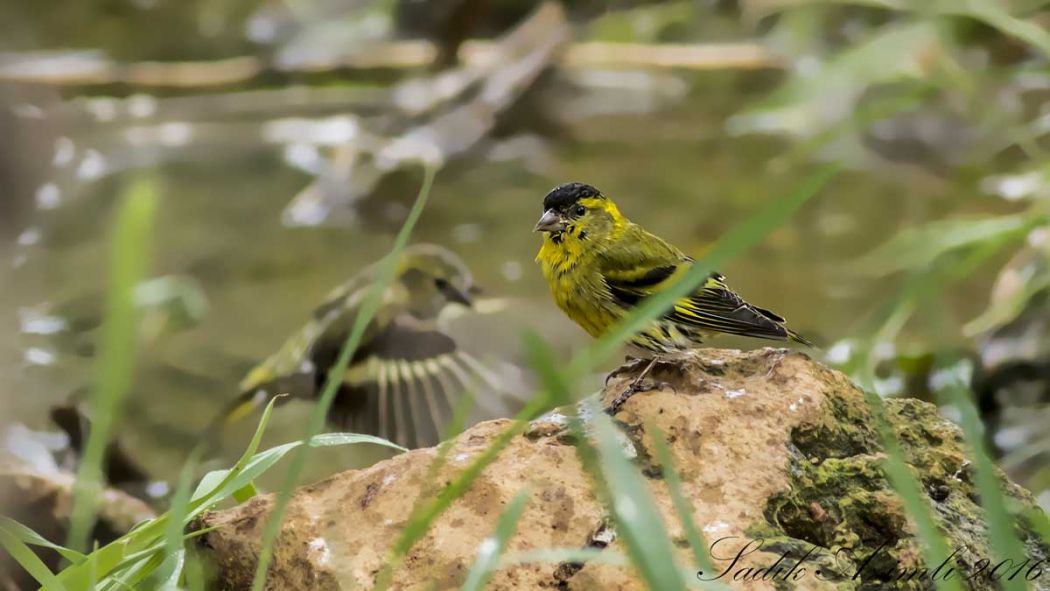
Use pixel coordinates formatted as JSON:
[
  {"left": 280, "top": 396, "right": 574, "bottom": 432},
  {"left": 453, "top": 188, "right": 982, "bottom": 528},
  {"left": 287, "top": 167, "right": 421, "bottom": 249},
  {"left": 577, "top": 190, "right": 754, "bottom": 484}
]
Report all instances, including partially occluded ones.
[{"left": 788, "top": 329, "right": 815, "bottom": 348}]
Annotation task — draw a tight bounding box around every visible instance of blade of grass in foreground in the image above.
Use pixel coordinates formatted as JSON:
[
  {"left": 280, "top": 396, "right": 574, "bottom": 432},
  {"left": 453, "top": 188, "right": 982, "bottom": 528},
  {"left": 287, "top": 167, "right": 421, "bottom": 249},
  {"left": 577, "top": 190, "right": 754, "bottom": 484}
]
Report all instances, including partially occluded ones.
[
  {"left": 52, "top": 396, "right": 401, "bottom": 590},
  {"left": 649, "top": 427, "right": 730, "bottom": 591},
  {"left": 67, "top": 178, "right": 158, "bottom": 553},
  {"left": 374, "top": 393, "right": 552, "bottom": 590},
  {"left": 850, "top": 285, "right": 961, "bottom": 591},
  {"left": 369, "top": 394, "right": 474, "bottom": 588},
  {"left": 57, "top": 397, "right": 285, "bottom": 590},
  {"left": 158, "top": 446, "right": 204, "bottom": 584},
  {"left": 0, "top": 523, "right": 66, "bottom": 590},
  {"left": 923, "top": 295, "right": 1028, "bottom": 591},
  {"left": 250, "top": 165, "right": 436, "bottom": 591},
  {"left": 524, "top": 334, "right": 692, "bottom": 591},
  {"left": 0, "top": 517, "right": 85, "bottom": 565},
  {"left": 459, "top": 490, "right": 530, "bottom": 591},
  {"left": 591, "top": 413, "right": 687, "bottom": 590},
  {"left": 852, "top": 287, "right": 964, "bottom": 591},
  {"left": 379, "top": 389, "right": 477, "bottom": 583},
  {"left": 849, "top": 246, "right": 1033, "bottom": 591},
  {"left": 938, "top": 369, "right": 1027, "bottom": 591},
  {"left": 856, "top": 383, "right": 964, "bottom": 591}
]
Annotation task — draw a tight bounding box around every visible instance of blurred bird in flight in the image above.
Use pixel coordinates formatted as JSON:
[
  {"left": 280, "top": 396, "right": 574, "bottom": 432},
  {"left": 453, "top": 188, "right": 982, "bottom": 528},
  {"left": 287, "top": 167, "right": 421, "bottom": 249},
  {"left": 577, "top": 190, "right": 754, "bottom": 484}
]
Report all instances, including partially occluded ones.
[
  {"left": 213, "top": 244, "right": 527, "bottom": 448},
  {"left": 534, "top": 182, "right": 811, "bottom": 412}
]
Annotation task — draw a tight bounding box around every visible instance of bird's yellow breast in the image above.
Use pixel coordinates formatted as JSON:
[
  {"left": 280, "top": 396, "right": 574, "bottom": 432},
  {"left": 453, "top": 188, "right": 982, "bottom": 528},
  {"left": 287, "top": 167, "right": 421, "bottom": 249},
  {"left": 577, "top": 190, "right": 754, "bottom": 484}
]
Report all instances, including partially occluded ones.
[{"left": 537, "top": 235, "right": 619, "bottom": 338}]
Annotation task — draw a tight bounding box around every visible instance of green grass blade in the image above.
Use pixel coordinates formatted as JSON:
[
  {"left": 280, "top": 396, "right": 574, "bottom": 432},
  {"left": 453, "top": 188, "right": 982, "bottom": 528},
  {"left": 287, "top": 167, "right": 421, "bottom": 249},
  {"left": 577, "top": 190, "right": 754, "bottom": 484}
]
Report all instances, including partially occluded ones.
[
  {"left": 856, "top": 213, "right": 1044, "bottom": 275},
  {"left": 591, "top": 412, "right": 687, "bottom": 591},
  {"left": 501, "top": 547, "right": 625, "bottom": 567},
  {"left": 937, "top": 371, "right": 1028, "bottom": 591},
  {"left": 156, "top": 550, "right": 185, "bottom": 591},
  {"left": 459, "top": 490, "right": 530, "bottom": 591},
  {"left": 371, "top": 391, "right": 478, "bottom": 590},
  {"left": 375, "top": 394, "right": 551, "bottom": 590},
  {"left": 848, "top": 238, "right": 1036, "bottom": 591},
  {"left": 52, "top": 538, "right": 134, "bottom": 590},
  {"left": 767, "top": 0, "right": 1050, "bottom": 56},
  {"left": 162, "top": 447, "right": 202, "bottom": 579},
  {"left": 55, "top": 396, "right": 285, "bottom": 587},
  {"left": 0, "top": 517, "right": 85, "bottom": 565},
  {"left": 648, "top": 427, "right": 730, "bottom": 591},
  {"left": 1024, "top": 506, "right": 1050, "bottom": 546},
  {"left": 67, "top": 177, "right": 158, "bottom": 553},
  {"left": 940, "top": 0, "right": 1050, "bottom": 57},
  {"left": 250, "top": 165, "right": 436, "bottom": 591},
  {"left": 205, "top": 433, "right": 405, "bottom": 506},
  {"left": 520, "top": 330, "right": 575, "bottom": 408},
  {"left": 191, "top": 395, "right": 284, "bottom": 503},
  {"left": 0, "top": 525, "right": 66, "bottom": 590},
  {"left": 855, "top": 373, "right": 964, "bottom": 591},
  {"left": 53, "top": 418, "right": 397, "bottom": 589}
]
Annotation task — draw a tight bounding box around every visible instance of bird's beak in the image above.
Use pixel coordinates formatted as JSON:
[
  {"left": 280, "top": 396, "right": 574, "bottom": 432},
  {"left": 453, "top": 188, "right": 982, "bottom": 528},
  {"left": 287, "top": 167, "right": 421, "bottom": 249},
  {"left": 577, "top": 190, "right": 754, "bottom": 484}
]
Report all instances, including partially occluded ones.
[
  {"left": 534, "top": 209, "right": 566, "bottom": 233},
  {"left": 443, "top": 283, "right": 474, "bottom": 307}
]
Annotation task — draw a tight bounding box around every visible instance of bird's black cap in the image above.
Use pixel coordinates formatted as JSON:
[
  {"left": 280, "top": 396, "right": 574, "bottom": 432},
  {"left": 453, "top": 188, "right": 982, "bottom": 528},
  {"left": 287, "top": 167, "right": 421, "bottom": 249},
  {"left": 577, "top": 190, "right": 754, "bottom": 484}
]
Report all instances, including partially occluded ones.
[{"left": 543, "top": 182, "right": 603, "bottom": 212}]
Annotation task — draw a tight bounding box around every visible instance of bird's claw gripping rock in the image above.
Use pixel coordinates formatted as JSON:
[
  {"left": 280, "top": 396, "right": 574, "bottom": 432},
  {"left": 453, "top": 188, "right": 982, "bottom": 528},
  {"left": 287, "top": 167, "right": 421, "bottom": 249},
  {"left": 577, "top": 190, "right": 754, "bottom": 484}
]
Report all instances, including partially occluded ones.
[
  {"left": 605, "top": 357, "right": 647, "bottom": 386},
  {"left": 604, "top": 378, "right": 671, "bottom": 414}
]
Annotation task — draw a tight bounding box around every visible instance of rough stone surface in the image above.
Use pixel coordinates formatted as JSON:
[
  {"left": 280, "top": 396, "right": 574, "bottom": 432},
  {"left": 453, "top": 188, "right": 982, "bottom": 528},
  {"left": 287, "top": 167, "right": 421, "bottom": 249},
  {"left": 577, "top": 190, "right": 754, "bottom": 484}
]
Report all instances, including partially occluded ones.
[{"left": 192, "top": 349, "right": 1050, "bottom": 590}]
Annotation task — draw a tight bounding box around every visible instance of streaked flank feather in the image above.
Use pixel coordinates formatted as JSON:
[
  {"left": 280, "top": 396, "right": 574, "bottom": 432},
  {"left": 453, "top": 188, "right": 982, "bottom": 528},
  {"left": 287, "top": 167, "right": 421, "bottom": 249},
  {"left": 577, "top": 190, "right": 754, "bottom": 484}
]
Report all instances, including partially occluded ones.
[{"left": 534, "top": 182, "right": 811, "bottom": 359}]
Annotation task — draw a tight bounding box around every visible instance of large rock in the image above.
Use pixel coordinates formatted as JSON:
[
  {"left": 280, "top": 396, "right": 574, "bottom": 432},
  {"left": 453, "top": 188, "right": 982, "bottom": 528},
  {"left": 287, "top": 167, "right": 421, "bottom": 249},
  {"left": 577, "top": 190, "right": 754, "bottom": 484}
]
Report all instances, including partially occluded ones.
[{"left": 193, "top": 349, "right": 1050, "bottom": 590}]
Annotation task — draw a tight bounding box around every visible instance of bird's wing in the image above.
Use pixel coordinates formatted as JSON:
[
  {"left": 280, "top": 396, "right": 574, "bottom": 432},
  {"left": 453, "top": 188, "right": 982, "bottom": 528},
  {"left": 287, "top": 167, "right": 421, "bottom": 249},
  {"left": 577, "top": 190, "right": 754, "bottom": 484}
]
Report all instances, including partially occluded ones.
[
  {"left": 232, "top": 300, "right": 526, "bottom": 449},
  {"left": 598, "top": 224, "right": 806, "bottom": 344},
  {"left": 668, "top": 272, "right": 798, "bottom": 341},
  {"left": 598, "top": 224, "right": 688, "bottom": 306},
  {"left": 225, "top": 296, "right": 381, "bottom": 427},
  {"left": 325, "top": 314, "right": 529, "bottom": 449},
  {"left": 311, "top": 271, "right": 374, "bottom": 320}
]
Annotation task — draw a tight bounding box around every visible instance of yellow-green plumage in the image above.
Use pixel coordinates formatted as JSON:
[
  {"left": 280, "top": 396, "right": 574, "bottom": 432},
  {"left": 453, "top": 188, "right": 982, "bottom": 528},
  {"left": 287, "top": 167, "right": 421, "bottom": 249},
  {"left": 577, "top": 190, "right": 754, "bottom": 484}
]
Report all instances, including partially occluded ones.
[{"left": 535, "top": 182, "right": 810, "bottom": 358}]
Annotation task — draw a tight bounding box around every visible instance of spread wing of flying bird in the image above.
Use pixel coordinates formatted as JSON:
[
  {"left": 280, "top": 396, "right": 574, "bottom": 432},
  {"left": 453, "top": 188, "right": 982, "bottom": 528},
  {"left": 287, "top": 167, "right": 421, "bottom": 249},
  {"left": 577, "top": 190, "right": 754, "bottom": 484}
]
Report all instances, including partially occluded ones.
[{"left": 212, "top": 249, "right": 530, "bottom": 449}]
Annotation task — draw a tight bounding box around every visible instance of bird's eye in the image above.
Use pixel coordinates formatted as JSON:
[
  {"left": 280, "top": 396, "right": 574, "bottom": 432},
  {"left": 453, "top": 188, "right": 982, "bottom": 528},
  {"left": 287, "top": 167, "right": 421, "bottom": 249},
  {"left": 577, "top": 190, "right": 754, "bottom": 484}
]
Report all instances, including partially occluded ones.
[
  {"left": 573, "top": 204, "right": 586, "bottom": 216},
  {"left": 433, "top": 277, "right": 449, "bottom": 290}
]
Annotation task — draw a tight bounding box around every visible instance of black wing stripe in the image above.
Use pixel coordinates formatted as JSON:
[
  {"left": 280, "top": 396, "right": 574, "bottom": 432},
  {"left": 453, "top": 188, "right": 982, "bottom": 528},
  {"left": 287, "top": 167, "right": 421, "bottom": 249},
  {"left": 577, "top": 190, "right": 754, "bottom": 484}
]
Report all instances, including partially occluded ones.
[
  {"left": 611, "top": 265, "right": 678, "bottom": 288},
  {"left": 608, "top": 284, "right": 642, "bottom": 306},
  {"left": 670, "top": 307, "right": 788, "bottom": 339},
  {"left": 363, "top": 322, "right": 458, "bottom": 361},
  {"left": 753, "top": 305, "right": 787, "bottom": 323}
]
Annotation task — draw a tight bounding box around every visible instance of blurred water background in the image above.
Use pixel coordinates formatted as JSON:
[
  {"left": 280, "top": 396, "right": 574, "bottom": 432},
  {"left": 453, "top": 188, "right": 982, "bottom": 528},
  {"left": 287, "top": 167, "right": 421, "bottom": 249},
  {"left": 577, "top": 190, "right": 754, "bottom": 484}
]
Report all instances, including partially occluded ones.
[{"left": 1, "top": 0, "right": 1048, "bottom": 506}]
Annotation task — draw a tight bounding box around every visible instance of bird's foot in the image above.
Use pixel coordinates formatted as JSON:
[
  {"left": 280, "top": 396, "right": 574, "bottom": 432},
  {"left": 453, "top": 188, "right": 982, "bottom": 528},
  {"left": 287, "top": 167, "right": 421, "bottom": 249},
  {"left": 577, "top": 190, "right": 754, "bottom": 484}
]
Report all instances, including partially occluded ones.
[
  {"left": 604, "top": 379, "right": 673, "bottom": 415},
  {"left": 605, "top": 357, "right": 648, "bottom": 387}
]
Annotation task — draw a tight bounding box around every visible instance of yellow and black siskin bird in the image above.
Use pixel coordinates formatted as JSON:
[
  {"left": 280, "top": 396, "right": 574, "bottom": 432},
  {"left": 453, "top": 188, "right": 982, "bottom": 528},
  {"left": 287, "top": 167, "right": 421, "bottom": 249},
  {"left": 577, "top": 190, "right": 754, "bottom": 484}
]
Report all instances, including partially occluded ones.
[
  {"left": 534, "top": 182, "right": 811, "bottom": 410},
  {"left": 213, "top": 244, "right": 527, "bottom": 448}
]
